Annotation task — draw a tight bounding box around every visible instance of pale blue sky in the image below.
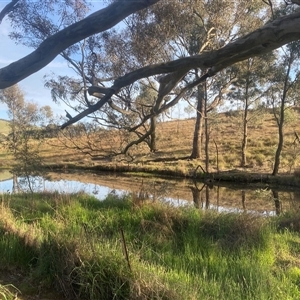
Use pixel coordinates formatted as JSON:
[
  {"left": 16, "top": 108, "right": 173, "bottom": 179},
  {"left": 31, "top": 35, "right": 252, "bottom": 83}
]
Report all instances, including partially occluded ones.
[{"left": 0, "top": 1, "right": 106, "bottom": 120}]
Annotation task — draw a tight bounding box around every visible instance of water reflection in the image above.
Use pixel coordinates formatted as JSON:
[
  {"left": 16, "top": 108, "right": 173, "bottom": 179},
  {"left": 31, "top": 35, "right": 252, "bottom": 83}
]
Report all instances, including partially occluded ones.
[
  {"left": 0, "top": 174, "right": 121, "bottom": 199},
  {"left": 188, "top": 179, "right": 285, "bottom": 216},
  {"left": 0, "top": 170, "right": 299, "bottom": 215}
]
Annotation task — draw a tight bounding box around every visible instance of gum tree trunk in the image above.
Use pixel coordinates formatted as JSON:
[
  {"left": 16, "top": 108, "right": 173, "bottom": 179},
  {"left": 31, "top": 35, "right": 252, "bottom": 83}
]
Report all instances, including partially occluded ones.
[{"left": 191, "top": 84, "right": 205, "bottom": 159}]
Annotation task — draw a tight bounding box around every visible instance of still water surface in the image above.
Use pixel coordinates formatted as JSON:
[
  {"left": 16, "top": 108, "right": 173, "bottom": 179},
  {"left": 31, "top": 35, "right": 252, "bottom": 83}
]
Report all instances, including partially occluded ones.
[{"left": 0, "top": 170, "right": 299, "bottom": 216}]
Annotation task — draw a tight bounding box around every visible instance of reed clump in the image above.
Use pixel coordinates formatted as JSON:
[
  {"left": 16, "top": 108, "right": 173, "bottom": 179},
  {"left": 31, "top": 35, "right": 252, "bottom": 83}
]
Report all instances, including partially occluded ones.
[{"left": 0, "top": 192, "right": 300, "bottom": 299}]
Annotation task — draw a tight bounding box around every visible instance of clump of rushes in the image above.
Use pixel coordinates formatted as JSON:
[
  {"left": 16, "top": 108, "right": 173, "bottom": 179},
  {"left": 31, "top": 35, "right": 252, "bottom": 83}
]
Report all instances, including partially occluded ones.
[{"left": 0, "top": 192, "right": 300, "bottom": 299}]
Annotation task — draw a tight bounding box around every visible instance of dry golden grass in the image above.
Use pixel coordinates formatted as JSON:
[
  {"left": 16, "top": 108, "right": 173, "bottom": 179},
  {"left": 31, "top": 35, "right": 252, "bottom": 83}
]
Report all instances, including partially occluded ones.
[
  {"left": 0, "top": 119, "right": 10, "bottom": 135},
  {"left": 121, "top": 108, "right": 300, "bottom": 174},
  {"left": 1, "top": 108, "right": 300, "bottom": 174}
]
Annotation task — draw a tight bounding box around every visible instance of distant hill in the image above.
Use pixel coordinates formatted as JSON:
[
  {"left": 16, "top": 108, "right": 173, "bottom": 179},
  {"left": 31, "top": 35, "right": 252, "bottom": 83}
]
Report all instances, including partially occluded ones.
[{"left": 0, "top": 119, "right": 10, "bottom": 135}]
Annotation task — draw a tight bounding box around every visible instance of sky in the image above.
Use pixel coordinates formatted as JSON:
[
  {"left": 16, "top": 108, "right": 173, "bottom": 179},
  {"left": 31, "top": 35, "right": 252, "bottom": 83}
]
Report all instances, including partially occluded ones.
[{"left": 0, "top": 1, "right": 107, "bottom": 120}]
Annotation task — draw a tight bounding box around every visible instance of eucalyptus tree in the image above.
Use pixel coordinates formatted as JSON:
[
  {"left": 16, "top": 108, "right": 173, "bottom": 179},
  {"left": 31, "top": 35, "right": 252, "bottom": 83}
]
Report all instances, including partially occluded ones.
[
  {"left": 227, "top": 53, "right": 275, "bottom": 167},
  {"left": 1, "top": 0, "right": 300, "bottom": 151},
  {"left": 157, "top": 0, "right": 266, "bottom": 159},
  {"left": 123, "top": 0, "right": 268, "bottom": 160},
  {"left": 0, "top": 84, "right": 52, "bottom": 192},
  {"left": 132, "top": 81, "right": 159, "bottom": 152},
  {"left": 185, "top": 0, "right": 260, "bottom": 159},
  {"left": 46, "top": 1, "right": 193, "bottom": 155},
  {"left": 268, "top": 41, "right": 300, "bottom": 175},
  {"left": 44, "top": 30, "right": 160, "bottom": 157}
]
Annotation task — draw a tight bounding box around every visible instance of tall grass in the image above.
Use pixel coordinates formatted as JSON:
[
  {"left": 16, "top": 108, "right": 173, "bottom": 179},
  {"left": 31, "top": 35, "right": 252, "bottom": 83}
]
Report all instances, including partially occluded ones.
[
  {"left": 0, "top": 192, "right": 300, "bottom": 299},
  {"left": 0, "top": 284, "right": 20, "bottom": 300}
]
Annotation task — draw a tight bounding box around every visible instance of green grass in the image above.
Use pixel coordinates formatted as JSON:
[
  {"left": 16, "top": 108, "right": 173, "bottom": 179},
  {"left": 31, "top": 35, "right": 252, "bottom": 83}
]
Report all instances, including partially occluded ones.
[{"left": 0, "top": 192, "right": 300, "bottom": 299}]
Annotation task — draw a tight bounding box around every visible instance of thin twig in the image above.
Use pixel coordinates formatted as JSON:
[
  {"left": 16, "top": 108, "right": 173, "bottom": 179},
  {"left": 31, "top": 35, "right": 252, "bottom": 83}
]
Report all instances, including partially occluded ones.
[{"left": 120, "top": 228, "right": 131, "bottom": 271}]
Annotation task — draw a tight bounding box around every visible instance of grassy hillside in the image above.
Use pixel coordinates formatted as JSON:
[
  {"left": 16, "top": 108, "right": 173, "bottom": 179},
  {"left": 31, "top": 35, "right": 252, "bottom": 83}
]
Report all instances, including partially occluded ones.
[
  {"left": 0, "top": 119, "right": 10, "bottom": 135},
  {"left": 1, "top": 108, "right": 300, "bottom": 175},
  {"left": 79, "top": 107, "right": 300, "bottom": 175},
  {"left": 25, "top": 107, "right": 299, "bottom": 175},
  {"left": 135, "top": 107, "right": 300, "bottom": 174}
]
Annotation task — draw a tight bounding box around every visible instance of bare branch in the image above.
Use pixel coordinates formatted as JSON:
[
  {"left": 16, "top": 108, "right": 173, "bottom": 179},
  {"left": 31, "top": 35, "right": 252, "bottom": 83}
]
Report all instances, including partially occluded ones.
[
  {"left": 262, "top": 0, "right": 274, "bottom": 19},
  {"left": 129, "top": 70, "right": 213, "bottom": 132},
  {"left": 88, "top": 86, "right": 114, "bottom": 97},
  {"left": 60, "top": 90, "right": 115, "bottom": 129}
]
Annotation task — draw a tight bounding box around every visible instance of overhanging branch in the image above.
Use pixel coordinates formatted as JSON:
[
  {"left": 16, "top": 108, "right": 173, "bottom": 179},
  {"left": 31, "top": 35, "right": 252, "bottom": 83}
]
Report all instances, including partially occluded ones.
[
  {"left": 59, "top": 11, "right": 300, "bottom": 128},
  {"left": 0, "top": 0, "right": 160, "bottom": 88},
  {"left": 0, "top": 0, "right": 20, "bottom": 24},
  {"left": 61, "top": 89, "right": 115, "bottom": 129}
]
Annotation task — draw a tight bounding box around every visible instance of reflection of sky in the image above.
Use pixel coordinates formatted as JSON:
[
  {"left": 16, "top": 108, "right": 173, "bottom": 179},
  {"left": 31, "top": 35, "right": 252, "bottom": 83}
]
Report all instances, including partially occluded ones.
[
  {"left": 163, "top": 196, "right": 276, "bottom": 216},
  {"left": 0, "top": 176, "right": 276, "bottom": 216},
  {"left": 0, "top": 177, "right": 194, "bottom": 206},
  {"left": 0, "top": 177, "right": 192, "bottom": 207},
  {"left": 0, "top": 177, "right": 123, "bottom": 200}
]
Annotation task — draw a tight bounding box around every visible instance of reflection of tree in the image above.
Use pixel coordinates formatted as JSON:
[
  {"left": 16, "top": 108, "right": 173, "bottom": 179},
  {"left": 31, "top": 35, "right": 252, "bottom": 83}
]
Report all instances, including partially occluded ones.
[
  {"left": 12, "top": 174, "right": 19, "bottom": 193},
  {"left": 272, "top": 190, "right": 281, "bottom": 216},
  {"left": 191, "top": 179, "right": 213, "bottom": 209},
  {"left": 293, "top": 190, "right": 300, "bottom": 208},
  {"left": 205, "top": 185, "right": 210, "bottom": 210},
  {"left": 190, "top": 180, "right": 205, "bottom": 208},
  {"left": 242, "top": 190, "right": 246, "bottom": 211},
  {"left": 11, "top": 173, "right": 44, "bottom": 194},
  {"left": 216, "top": 185, "right": 220, "bottom": 209},
  {"left": 0, "top": 84, "right": 50, "bottom": 193},
  {"left": 190, "top": 185, "right": 203, "bottom": 208}
]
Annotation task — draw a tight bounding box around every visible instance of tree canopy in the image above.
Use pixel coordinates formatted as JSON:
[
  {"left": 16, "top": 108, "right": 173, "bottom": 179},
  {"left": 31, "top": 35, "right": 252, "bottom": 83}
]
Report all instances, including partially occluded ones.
[{"left": 1, "top": 0, "right": 300, "bottom": 129}]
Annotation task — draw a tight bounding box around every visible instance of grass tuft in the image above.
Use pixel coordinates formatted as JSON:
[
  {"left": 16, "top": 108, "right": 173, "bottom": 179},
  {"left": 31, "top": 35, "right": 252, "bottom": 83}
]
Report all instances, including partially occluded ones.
[{"left": 199, "top": 212, "right": 270, "bottom": 250}]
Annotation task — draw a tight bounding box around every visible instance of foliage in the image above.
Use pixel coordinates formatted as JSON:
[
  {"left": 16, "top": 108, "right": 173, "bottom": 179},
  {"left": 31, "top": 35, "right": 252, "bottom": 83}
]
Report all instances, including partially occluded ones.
[
  {"left": 8, "top": 0, "right": 91, "bottom": 48},
  {"left": 1, "top": 2, "right": 300, "bottom": 173},
  {"left": 269, "top": 41, "right": 300, "bottom": 175},
  {"left": 0, "top": 192, "right": 300, "bottom": 299},
  {"left": 0, "top": 85, "right": 52, "bottom": 192}
]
